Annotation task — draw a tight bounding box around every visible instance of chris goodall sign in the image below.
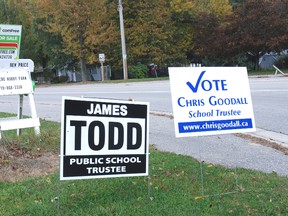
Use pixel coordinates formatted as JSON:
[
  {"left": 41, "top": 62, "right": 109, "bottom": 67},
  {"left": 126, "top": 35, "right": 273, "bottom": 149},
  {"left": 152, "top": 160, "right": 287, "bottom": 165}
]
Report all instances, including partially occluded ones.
[{"left": 169, "top": 67, "right": 256, "bottom": 137}]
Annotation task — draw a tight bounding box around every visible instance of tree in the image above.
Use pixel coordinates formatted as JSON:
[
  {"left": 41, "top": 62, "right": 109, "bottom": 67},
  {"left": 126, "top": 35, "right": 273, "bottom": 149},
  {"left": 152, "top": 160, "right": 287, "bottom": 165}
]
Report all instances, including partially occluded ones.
[
  {"left": 170, "top": 0, "right": 232, "bottom": 64},
  {"left": 0, "top": 0, "right": 22, "bottom": 24},
  {"left": 0, "top": 0, "right": 8, "bottom": 22},
  {"left": 123, "top": 0, "right": 178, "bottom": 68},
  {"left": 192, "top": 0, "right": 288, "bottom": 69},
  {"left": 191, "top": 12, "right": 225, "bottom": 65},
  {"left": 121, "top": 0, "right": 233, "bottom": 69},
  {"left": 224, "top": 0, "right": 288, "bottom": 70},
  {"left": 0, "top": 1, "right": 45, "bottom": 64},
  {"left": 34, "top": 0, "right": 117, "bottom": 81}
]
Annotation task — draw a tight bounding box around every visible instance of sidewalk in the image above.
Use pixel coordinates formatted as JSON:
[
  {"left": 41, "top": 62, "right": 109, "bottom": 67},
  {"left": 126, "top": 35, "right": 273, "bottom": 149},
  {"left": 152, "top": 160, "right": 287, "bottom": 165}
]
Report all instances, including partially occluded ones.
[
  {"left": 251, "top": 128, "right": 288, "bottom": 148},
  {"left": 150, "top": 113, "right": 288, "bottom": 177}
]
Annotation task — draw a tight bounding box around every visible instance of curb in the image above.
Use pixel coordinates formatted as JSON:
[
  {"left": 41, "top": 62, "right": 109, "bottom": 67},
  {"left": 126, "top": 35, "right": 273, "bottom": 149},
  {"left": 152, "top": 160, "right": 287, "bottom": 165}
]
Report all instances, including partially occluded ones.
[{"left": 150, "top": 111, "right": 288, "bottom": 149}]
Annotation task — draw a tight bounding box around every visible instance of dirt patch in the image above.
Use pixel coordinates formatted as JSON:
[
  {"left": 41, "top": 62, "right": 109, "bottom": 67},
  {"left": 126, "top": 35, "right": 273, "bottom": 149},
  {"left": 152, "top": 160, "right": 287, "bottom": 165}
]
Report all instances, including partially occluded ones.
[
  {"left": 0, "top": 145, "right": 59, "bottom": 182},
  {"left": 1, "top": 131, "right": 287, "bottom": 182},
  {"left": 235, "top": 133, "right": 288, "bottom": 155}
]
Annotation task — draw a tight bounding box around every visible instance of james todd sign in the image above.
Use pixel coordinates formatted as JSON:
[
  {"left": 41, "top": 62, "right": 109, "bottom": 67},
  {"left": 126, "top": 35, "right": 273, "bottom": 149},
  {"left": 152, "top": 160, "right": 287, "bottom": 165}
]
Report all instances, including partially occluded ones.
[
  {"left": 169, "top": 67, "right": 256, "bottom": 137},
  {"left": 60, "top": 97, "right": 149, "bottom": 180}
]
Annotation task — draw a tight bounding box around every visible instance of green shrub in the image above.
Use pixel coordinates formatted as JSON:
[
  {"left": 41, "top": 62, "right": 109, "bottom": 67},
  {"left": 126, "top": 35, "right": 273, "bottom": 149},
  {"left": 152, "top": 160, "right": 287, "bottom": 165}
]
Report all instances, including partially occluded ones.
[
  {"left": 275, "top": 55, "right": 288, "bottom": 69},
  {"left": 128, "top": 63, "right": 148, "bottom": 79},
  {"left": 51, "top": 75, "right": 67, "bottom": 83}
]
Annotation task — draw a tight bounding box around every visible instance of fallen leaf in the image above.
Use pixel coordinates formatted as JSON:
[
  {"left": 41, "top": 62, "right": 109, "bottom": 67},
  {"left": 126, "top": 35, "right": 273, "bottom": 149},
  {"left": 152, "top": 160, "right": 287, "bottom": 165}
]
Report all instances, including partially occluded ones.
[
  {"left": 166, "top": 171, "right": 172, "bottom": 176},
  {"left": 34, "top": 199, "right": 42, "bottom": 204},
  {"left": 45, "top": 177, "right": 51, "bottom": 184},
  {"left": 51, "top": 197, "right": 58, "bottom": 203}
]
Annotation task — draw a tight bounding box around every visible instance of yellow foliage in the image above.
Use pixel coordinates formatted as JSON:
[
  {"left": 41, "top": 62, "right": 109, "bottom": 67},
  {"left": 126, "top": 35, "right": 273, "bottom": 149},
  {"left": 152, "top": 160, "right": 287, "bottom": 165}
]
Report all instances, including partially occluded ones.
[
  {"left": 171, "top": 0, "right": 232, "bottom": 18},
  {"left": 33, "top": 0, "right": 117, "bottom": 64}
]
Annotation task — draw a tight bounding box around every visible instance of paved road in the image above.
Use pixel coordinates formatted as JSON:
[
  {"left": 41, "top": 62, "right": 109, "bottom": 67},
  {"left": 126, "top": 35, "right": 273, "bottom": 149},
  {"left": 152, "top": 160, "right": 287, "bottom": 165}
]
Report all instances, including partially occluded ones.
[
  {"left": 249, "top": 76, "right": 288, "bottom": 135},
  {"left": 0, "top": 76, "right": 288, "bottom": 176}
]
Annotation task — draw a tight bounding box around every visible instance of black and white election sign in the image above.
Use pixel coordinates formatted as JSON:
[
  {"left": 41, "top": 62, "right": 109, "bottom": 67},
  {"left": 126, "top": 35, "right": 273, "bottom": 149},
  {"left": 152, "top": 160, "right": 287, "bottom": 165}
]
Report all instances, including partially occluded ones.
[{"left": 60, "top": 97, "right": 150, "bottom": 180}]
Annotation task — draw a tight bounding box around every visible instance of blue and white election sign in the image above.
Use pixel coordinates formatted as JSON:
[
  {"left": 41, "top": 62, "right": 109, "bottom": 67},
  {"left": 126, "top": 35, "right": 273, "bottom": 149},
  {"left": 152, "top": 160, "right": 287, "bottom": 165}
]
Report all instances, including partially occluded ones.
[
  {"left": 60, "top": 97, "right": 150, "bottom": 180},
  {"left": 169, "top": 67, "right": 256, "bottom": 137}
]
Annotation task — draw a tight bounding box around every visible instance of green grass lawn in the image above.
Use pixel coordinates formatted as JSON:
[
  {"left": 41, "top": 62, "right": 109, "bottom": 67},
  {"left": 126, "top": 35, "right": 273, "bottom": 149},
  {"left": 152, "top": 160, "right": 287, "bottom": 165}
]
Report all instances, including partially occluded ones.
[
  {"left": 0, "top": 115, "right": 287, "bottom": 215},
  {"left": 248, "top": 68, "right": 288, "bottom": 76}
]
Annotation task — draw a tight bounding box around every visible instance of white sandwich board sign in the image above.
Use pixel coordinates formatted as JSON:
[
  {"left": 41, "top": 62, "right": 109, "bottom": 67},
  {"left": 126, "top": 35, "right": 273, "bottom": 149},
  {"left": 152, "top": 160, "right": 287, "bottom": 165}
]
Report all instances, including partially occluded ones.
[
  {"left": 60, "top": 97, "right": 150, "bottom": 180},
  {"left": 169, "top": 67, "right": 256, "bottom": 137},
  {"left": 0, "top": 59, "right": 34, "bottom": 72},
  {"left": 0, "top": 59, "right": 35, "bottom": 95},
  {"left": 0, "top": 69, "right": 33, "bottom": 95},
  {"left": 0, "top": 59, "right": 40, "bottom": 136}
]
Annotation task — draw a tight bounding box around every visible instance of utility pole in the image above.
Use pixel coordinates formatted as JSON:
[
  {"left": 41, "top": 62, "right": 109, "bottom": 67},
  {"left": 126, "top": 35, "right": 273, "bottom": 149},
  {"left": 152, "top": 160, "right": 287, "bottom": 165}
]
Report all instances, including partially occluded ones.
[{"left": 118, "top": 0, "right": 128, "bottom": 80}]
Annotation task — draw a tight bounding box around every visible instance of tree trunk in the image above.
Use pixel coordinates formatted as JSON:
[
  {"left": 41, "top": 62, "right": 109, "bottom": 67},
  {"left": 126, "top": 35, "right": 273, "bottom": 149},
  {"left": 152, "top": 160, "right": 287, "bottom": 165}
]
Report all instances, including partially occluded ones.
[
  {"left": 78, "top": 30, "right": 88, "bottom": 82},
  {"left": 80, "top": 57, "right": 88, "bottom": 82},
  {"left": 255, "top": 52, "right": 260, "bottom": 71}
]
